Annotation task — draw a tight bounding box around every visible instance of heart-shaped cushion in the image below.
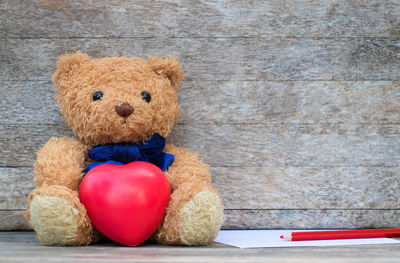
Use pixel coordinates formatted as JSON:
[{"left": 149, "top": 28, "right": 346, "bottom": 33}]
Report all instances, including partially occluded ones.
[{"left": 79, "top": 161, "right": 170, "bottom": 246}]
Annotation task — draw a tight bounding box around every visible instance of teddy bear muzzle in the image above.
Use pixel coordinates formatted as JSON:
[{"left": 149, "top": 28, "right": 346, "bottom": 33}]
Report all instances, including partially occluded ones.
[{"left": 115, "top": 102, "right": 134, "bottom": 118}]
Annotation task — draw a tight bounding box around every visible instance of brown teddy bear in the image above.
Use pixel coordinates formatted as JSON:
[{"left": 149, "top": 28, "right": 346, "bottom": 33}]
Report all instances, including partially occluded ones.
[{"left": 25, "top": 51, "right": 224, "bottom": 246}]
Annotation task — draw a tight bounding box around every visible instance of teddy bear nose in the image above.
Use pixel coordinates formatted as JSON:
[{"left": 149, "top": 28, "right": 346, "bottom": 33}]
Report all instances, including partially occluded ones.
[{"left": 115, "top": 103, "right": 134, "bottom": 118}]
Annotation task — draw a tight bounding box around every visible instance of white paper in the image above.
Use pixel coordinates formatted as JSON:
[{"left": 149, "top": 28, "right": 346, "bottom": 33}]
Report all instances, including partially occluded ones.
[{"left": 214, "top": 230, "right": 400, "bottom": 248}]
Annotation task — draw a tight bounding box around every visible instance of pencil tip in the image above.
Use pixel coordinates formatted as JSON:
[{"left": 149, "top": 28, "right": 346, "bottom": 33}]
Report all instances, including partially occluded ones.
[{"left": 280, "top": 235, "right": 283, "bottom": 239}]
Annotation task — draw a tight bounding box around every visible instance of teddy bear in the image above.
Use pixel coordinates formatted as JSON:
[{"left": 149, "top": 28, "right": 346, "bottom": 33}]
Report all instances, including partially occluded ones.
[{"left": 25, "top": 51, "right": 224, "bottom": 246}]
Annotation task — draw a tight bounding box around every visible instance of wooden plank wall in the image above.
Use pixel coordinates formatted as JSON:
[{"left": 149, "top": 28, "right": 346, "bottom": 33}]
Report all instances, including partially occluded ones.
[{"left": 1, "top": 0, "right": 399, "bottom": 230}]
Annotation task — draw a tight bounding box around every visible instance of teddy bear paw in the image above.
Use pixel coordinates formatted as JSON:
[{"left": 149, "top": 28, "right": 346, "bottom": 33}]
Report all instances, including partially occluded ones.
[
  {"left": 179, "top": 191, "right": 224, "bottom": 245},
  {"left": 28, "top": 186, "right": 92, "bottom": 246}
]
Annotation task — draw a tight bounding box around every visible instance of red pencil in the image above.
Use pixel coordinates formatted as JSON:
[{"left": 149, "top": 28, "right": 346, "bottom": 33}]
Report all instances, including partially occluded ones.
[{"left": 280, "top": 228, "right": 400, "bottom": 241}]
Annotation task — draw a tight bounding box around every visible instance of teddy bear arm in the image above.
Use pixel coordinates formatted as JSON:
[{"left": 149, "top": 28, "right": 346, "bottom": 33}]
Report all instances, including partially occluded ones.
[
  {"left": 163, "top": 144, "right": 211, "bottom": 190},
  {"left": 34, "top": 137, "right": 87, "bottom": 190}
]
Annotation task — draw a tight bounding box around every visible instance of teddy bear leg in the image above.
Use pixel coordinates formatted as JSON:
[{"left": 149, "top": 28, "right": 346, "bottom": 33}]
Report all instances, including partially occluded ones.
[
  {"left": 154, "top": 184, "right": 224, "bottom": 246},
  {"left": 26, "top": 185, "right": 94, "bottom": 246},
  {"left": 178, "top": 187, "right": 224, "bottom": 245}
]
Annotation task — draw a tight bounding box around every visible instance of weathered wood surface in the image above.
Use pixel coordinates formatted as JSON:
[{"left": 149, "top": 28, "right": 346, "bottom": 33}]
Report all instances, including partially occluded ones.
[
  {"left": 1, "top": 232, "right": 400, "bottom": 263},
  {"left": 1, "top": 0, "right": 399, "bottom": 230},
  {"left": 224, "top": 209, "right": 400, "bottom": 229},
  {"left": 3, "top": 80, "right": 400, "bottom": 125},
  {"left": 2, "top": 0, "right": 399, "bottom": 38},
  {"left": 0, "top": 168, "right": 34, "bottom": 210},
  {"left": 0, "top": 211, "right": 31, "bottom": 231},
  {"left": 1, "top": 38, "right": 399, "bottom": 81}
]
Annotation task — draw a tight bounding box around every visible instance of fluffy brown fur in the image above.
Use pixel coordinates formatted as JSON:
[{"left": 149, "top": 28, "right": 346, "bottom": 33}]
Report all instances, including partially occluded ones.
[{"left": 26, "top": 51, "right": 224, "bottom": 246}]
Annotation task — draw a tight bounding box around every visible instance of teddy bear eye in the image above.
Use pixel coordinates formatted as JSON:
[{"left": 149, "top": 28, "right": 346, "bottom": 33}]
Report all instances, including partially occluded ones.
[
  {"left": 93, "top": 91, "right": 103, "bottom": 101},
  {"left": 141, "top": 92, "right": 151, "bottom": 103}
]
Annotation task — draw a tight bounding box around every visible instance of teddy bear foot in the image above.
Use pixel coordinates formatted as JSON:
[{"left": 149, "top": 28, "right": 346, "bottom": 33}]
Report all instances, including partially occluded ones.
[
  {"left": 27, "top": 185, "right": 93, "bottom": 246},
  {"left": 178, "top": 191, "right": 224, "bottom": 245}
]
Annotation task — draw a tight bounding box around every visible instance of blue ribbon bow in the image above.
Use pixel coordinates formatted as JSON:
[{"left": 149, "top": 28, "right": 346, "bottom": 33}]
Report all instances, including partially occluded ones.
[{"left": 83, "top": 133, "right": 174, "bottom": 173}]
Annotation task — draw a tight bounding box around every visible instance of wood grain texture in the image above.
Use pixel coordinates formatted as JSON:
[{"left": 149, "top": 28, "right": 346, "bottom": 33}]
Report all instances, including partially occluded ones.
[
  {"left": 2, "top": 123, "right": 400, "bottom": 167},
  {"left": 169, "top": 123, "right": 400, "bottom": 167},
  {"left": 2, "top": 0, "right": 399, "bottom": 38},
  {"left": 1, "top": 0, "right": 400, "bottom": 230},
  {"left": 1, "top": 37, "right": 399, "bottom": 82},
  {"left": 223, "top": 209, "right": 400, "bottom": 229},
  {"left": 3, "top": 80, "right": 400, "bottom": 125},
  {"left": 2, "top": 165, "right": 399, "bottom": 210},
  {"left": 0, "top": 168, "right": 33, "bottom": 210},
  {"left": 0, "top": 211, "right": 31, "bottom": 231},
  {"left": 213, "top": 166, "right": 400, "bottom": 210},
  {"left": 1, "top": 232, "right": 400, "bottom": 263}
]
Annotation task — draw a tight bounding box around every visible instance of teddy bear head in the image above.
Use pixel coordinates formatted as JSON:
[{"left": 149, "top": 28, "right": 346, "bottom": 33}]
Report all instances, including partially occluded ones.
[{"left": 52, "top": 51, "right": 183, "bottom": 145}]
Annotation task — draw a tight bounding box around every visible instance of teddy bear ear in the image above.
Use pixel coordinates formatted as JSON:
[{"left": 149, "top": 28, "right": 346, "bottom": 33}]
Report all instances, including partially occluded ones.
[
  {"left": 52, "top": 51, "right": 90, "bottom": 84},
  {"left": 147, "top": 56, "right": 184, "bottom": 89}
]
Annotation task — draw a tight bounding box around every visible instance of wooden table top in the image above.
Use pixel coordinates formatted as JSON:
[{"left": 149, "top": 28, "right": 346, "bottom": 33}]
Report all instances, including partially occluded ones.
[{"left": 1, "top": 231, "right": 400, "bottom": 263}]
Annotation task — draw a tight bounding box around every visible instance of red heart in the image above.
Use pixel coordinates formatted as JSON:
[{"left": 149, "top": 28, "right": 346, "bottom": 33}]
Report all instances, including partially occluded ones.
[{"left": 79, "top": 161, "right": 170, "bottom": 246}]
